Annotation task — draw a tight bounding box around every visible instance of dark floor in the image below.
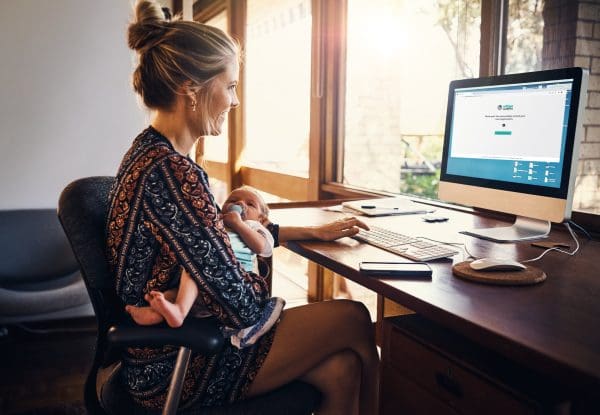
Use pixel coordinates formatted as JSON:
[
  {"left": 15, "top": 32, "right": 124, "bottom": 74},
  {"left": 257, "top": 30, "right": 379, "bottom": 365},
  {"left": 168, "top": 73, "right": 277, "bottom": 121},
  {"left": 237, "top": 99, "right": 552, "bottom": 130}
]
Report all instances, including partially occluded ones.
[{"left": 0, "top": 318, "right": 96, "bottom": 415}]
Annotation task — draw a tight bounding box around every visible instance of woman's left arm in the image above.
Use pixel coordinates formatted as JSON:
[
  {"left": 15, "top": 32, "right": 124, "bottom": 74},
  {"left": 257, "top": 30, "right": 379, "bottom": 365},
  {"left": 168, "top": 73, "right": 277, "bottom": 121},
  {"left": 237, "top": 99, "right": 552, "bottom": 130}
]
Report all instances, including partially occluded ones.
[{"left": 266, "top": 216, "right": 369, "bottom": 245}]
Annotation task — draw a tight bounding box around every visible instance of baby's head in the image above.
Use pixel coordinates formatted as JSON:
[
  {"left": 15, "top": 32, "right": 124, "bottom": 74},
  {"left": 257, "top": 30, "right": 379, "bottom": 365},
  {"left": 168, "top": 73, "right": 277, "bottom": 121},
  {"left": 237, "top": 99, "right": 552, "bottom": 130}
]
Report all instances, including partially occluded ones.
[{"left": 223, "top": 186, "right": 269, "bottom": 222}]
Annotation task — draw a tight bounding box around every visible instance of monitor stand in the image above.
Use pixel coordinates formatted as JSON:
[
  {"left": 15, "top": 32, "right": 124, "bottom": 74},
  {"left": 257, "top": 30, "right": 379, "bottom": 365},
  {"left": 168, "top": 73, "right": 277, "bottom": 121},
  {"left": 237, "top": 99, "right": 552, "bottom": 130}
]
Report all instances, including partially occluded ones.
[{"left": 460, "top": 216, "right": 551, "bottom": 243}]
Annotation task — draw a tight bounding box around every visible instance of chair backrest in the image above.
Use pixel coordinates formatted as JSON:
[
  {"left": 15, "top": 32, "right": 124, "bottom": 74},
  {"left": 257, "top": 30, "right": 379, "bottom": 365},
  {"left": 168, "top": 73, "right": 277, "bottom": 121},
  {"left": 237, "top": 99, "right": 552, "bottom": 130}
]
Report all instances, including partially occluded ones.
[
  {"left": 58, "top": 176, "right": 120, "bottom": 414},
  {"left": 57, "top": 176, "right": 119, "bottom": 330}
]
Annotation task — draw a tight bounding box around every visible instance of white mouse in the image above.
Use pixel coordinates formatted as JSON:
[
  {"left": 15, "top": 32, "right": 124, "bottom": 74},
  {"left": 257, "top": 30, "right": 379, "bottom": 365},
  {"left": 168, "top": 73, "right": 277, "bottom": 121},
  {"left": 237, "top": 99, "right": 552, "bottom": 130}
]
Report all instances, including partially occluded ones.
[{"left": 469, "top": 258, "right": 526, "bottom": 272}]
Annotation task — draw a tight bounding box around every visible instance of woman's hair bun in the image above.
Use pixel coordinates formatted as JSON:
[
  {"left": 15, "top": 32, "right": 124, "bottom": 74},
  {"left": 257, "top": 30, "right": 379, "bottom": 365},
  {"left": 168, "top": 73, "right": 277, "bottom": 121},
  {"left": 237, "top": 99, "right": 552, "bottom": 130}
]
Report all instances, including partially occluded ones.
[{"left": 128, "top": 0, "right": 169, "bottom": 52}]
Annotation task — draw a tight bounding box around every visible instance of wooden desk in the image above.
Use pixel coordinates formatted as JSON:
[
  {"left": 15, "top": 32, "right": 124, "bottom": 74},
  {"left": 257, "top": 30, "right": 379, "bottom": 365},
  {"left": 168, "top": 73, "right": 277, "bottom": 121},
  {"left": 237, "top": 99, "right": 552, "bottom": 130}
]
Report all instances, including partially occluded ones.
[{"left": 270, "top": 204, "right": 600, "bottom": 410}]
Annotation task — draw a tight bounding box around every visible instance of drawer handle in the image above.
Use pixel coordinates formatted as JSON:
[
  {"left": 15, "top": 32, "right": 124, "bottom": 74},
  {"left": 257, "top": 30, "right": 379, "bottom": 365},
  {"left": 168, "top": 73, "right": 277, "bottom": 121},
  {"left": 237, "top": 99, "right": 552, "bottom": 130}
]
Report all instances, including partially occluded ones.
[{"left": 435, "top": 371, "right": 462, "bottom": 398}]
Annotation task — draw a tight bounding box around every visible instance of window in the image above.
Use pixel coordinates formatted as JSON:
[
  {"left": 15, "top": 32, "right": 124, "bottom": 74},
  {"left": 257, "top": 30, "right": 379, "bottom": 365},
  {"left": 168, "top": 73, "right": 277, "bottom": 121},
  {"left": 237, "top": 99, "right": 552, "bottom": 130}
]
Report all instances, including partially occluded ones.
[
  {"left": 193, "top": 0, "right": 600, "bottom": 236},
  {"left": 504, "top": 0, "right": 544, "bottom": 74},
  {"left": 190, "top": 0, "right": 600, "bottom": 309},
  {"left": 244, "top": 0, "right": 312, "bottom": 177},
  {"left": 342, "top": 0, "right": 481, "bottom": 198}
]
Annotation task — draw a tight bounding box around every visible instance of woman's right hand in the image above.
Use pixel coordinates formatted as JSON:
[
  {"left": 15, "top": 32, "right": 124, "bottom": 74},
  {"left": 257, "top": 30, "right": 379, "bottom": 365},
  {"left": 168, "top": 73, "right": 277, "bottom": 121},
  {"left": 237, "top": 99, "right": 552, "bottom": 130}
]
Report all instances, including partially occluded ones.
[{"left": 310, "top": 216, "right": 370, "bottom": 241}]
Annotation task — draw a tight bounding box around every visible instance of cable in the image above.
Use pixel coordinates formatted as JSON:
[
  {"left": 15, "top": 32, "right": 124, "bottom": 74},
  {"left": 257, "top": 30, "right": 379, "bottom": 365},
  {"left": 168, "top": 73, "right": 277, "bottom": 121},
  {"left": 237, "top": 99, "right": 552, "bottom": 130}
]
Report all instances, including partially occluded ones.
[
  {"left": 521, "top": 222, "right": 580, "bottom": 263},
  {"left": 461, "top": 236, "right": 478, "bottom": 261},
  {"left": 568, "top": 220, "right": 592, "bottom": 240},
  {"left": 388, "top": 221, "right": 583, "bottom": 264}
]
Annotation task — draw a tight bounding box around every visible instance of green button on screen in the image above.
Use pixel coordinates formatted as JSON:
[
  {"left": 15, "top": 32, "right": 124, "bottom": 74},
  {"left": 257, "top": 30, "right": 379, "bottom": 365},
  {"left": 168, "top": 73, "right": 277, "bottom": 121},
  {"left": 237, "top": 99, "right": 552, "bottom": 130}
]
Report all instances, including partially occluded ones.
[{"left": 494, "top": 131, "right": 512, "bottom": 135}]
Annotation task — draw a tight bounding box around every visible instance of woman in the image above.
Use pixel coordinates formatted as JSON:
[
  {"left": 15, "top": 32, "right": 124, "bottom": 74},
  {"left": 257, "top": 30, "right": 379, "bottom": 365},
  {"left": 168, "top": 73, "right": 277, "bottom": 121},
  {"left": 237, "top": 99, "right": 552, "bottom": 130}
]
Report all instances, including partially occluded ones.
[{"left": 107, "top": 1, "right": 379, "bottom": 413}]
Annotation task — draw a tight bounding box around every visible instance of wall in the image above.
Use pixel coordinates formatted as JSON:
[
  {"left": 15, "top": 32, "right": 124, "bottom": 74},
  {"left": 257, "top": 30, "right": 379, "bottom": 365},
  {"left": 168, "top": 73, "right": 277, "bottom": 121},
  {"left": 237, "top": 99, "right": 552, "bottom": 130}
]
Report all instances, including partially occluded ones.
[
  {"left": 543, "top": 0, "right": 600, "bottom": 214},
  {"left": 0, "top": 1, "right": 148, "bottom": 209},
  {"left": 575, "top": 0, "right": 600, "bottom": 213}
]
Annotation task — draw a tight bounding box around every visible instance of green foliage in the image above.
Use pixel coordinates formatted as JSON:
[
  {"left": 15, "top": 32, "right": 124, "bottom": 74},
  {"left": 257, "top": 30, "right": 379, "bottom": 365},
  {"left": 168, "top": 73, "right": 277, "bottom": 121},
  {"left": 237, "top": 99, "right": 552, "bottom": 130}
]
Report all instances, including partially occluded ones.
[
  {"left": 400, "top": 170, "right": 441, "bottom": 199},
  {"left": 436, "top": 0, "right": 545, "bottom": 77},
  {"left": 505, "top": 0, "right": 545, "bottom": 73},
  {"left": 435, "top": 0, "right": 481, "bottom": 78}
]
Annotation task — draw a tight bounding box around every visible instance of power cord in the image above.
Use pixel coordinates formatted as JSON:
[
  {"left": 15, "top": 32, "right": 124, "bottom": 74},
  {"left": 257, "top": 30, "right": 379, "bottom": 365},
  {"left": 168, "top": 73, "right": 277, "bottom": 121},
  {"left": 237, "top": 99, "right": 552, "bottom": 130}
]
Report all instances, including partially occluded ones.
[
  {"left": 521, "top": 221, "right": 580, "bottom": 263},
  {"left": 461, "top": 237, "right": 478, "bottom": 261},
  {"left": 567, "top": 220, "right": 593, "bottom": 240},
  {"left": 456, "top": 220, "right": 587, "bottom": 263},
  {"left": 387, "top": 220, "right": 589, "bottom": 264}
]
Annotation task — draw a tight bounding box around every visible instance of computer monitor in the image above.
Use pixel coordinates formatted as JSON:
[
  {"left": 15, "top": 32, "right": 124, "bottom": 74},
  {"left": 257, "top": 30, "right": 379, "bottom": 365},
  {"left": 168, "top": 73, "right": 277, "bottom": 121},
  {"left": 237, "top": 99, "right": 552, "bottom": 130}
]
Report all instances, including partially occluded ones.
[{"left": 438, "top": 67, "right": 588, "bottom": 242}]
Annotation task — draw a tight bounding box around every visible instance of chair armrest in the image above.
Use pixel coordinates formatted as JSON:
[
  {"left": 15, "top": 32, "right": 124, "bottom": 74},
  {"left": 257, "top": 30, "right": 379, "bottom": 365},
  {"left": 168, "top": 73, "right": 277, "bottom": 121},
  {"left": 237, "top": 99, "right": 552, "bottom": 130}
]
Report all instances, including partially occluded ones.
[{"left": 107, "top": 317, "right": 225, "bottom": 354}]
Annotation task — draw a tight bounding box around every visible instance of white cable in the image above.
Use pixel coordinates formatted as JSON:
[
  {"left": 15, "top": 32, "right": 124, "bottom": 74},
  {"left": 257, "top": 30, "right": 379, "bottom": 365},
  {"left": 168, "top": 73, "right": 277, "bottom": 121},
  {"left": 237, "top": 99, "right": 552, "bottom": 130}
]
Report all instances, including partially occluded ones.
[
  {"left": 461, "top": 236, "right": 478, "bottom": 261},
  {"left": 521, "top": 222, "right": 580, "bottom": 263},
  {"left": 404, "top": 222, "right": 579, "bottom": 264},
  {"left": 568, "top": 220, "right": 593, "bottom": 240}
]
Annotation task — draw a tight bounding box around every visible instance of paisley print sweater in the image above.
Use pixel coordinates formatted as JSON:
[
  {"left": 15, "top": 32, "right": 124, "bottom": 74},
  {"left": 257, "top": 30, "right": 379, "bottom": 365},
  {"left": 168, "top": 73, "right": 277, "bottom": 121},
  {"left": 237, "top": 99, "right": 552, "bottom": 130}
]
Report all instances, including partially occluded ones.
[{"left": 106, "top": 127, "right": 279, "bottom": 409}]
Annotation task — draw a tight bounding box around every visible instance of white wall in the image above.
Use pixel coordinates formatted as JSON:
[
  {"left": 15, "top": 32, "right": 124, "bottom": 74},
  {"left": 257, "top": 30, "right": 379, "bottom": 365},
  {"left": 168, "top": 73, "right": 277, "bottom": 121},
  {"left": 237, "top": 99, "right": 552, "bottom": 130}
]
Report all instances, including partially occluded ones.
[{"left": 0, "top": 1, "right": 148, "bottom": 209}]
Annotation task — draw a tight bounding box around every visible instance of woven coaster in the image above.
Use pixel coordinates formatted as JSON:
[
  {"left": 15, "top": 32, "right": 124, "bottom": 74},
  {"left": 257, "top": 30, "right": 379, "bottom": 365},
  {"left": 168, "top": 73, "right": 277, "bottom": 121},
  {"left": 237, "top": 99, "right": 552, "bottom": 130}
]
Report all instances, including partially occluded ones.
[{"left": 452, "top": 261, "right": 546, "bottom": 285}]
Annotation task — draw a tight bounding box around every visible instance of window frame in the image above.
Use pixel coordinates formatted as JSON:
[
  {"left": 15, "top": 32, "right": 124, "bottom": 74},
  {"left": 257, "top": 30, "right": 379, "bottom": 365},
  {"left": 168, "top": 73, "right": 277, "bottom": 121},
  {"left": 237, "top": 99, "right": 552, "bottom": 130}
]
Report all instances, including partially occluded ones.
[
  {"left": 193, "top": 0, "right": 600, "bottom": 233},
  {"left": 195, "top": 0, "right": 315, "bottom": 199}
]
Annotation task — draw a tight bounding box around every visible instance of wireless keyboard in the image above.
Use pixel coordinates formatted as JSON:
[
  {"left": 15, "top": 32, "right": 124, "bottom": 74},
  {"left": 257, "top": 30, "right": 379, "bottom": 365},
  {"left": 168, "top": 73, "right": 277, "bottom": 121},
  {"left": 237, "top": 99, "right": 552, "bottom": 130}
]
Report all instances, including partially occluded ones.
[{"left": 352, "top": 226, "right": 459, "bottom": 261}]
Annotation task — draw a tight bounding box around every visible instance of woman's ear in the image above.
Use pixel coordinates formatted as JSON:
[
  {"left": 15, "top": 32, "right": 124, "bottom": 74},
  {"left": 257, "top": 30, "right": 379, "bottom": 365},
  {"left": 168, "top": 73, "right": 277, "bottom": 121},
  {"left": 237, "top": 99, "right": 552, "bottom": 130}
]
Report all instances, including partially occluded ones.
[{"left": 182, "top": 82, "right": 201, "bottom": 101}]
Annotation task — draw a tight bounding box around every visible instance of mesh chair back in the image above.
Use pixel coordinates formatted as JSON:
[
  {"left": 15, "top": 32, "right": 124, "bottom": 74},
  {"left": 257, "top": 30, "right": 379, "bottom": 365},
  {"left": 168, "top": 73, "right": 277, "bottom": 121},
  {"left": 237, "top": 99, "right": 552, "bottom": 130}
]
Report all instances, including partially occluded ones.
[
  {"left": 58, "top": 176, "right": 118, "bottom": 327},
  {"left": 58, "top": 176, "right": 120, "bottom": 414}
]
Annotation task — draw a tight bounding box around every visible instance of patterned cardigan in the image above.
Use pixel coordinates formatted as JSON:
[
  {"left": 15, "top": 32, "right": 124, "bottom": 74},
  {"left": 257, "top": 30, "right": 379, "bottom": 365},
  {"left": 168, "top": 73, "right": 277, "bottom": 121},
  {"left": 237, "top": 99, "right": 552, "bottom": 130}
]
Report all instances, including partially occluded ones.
[{"left": 105, "top": 127, "right": 278, "bottom": 409}]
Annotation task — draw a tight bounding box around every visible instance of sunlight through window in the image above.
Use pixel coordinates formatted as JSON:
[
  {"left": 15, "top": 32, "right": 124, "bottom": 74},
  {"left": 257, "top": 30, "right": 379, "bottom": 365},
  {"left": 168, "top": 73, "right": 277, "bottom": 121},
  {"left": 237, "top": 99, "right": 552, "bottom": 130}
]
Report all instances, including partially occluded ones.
[{"left": 343, "top": 0, "right": 481, "bottom": 198}]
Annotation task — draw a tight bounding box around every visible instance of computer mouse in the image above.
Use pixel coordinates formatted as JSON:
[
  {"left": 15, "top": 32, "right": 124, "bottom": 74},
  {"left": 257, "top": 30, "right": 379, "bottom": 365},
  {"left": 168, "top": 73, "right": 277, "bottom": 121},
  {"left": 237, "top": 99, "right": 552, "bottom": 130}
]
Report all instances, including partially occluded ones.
[{"left": 469, "top": 258, "right": 526, "bottom": 272}]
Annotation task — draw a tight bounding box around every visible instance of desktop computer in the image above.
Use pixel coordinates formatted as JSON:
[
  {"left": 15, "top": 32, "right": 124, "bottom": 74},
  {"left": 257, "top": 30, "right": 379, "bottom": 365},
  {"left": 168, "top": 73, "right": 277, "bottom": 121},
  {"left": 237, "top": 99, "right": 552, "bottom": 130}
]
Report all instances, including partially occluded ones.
[
  {"left": 353, "top": 68, "right": 587, "bottom": 261},
  {"left": 438, "top": 67, "right": 588, "bottom": 242}
]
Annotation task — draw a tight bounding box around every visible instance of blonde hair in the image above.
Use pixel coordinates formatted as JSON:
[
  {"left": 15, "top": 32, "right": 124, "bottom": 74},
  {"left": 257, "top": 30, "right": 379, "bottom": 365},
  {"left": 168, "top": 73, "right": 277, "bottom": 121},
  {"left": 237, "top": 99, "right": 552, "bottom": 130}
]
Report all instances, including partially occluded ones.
[
  {"left": 128, "top": 0, "right": 239, "bottom": 131},
  {"left": 237, "top": 185, "right": 270, "bottom": 217}
]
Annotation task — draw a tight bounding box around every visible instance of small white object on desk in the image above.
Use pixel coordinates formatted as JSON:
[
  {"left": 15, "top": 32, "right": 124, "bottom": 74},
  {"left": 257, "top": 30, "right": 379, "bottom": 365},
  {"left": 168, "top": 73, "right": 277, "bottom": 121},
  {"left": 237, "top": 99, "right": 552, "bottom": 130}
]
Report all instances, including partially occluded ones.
[{"left": 469, "top": 258, "right": 526, "bottom": 272}]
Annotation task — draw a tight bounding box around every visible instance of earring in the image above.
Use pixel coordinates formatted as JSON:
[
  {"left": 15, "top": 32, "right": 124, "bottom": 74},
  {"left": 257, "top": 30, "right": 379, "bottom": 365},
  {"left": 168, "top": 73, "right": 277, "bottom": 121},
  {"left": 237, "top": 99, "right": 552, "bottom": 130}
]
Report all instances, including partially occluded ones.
[{"left": 191, "top": 99, "right": 197, "bottom": 112}]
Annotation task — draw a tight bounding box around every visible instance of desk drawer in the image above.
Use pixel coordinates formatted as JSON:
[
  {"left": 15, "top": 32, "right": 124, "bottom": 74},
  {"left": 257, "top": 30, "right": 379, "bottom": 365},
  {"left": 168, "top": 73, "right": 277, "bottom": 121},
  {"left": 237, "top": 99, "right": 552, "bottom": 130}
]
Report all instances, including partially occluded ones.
[
  {"left": 381, "top": 363, "right": 460, "bottom": 415},
  {"left": 383, "top": 317, "right": 538, "bottom": 415}
]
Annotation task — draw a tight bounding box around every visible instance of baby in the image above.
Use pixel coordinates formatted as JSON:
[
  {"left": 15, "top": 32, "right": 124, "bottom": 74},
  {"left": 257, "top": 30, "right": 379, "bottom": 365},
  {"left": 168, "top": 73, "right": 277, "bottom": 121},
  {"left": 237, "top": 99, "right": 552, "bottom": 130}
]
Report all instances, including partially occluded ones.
[
  {"left": 221, "top": 185, "right": 275, "bottom": 272},
  {"left": 126, "top": 186, "right": 283, "bottom": 348}
]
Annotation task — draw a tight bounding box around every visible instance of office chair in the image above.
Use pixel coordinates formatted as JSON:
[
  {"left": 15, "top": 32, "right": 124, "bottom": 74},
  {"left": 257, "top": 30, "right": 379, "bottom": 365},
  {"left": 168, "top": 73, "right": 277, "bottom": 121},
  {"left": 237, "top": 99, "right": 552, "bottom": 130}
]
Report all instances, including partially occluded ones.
[{"left": 58, "top": 176, "right": 320, "bottom": 415}]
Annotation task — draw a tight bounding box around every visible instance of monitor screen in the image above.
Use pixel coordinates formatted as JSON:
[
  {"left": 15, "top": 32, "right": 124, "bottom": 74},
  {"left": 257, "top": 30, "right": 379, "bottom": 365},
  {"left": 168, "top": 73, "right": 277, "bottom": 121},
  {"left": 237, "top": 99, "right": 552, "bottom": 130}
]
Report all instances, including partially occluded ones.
[{"left": 438, "top": 68, "right": 588, "bottom": 241}]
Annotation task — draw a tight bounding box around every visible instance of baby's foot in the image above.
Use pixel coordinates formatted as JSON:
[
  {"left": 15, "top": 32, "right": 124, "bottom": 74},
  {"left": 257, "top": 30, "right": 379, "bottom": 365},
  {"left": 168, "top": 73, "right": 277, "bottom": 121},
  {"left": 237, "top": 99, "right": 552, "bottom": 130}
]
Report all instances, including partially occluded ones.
[
  {"left": 125, "top": 304, "right": 164, "bottom": 326},
  {"left": 148, "top": 291, "right": 185, "bottom": 328}
]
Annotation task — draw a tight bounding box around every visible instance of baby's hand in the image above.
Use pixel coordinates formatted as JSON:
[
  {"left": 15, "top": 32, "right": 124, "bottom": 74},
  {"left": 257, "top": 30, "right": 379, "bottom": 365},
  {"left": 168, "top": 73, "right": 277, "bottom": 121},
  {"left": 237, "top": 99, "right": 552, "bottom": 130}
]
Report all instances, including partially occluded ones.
[{"left": 223, "top": 210, "right": 243, "bottom": 228}]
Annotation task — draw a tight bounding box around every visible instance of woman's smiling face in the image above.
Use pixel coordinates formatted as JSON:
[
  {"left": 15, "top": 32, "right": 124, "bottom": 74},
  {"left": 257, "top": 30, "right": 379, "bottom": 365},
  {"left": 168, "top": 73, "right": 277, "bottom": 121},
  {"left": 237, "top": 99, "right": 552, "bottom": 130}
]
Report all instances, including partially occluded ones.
[{"left": 205, "top": 59, "right": 239, "bottom": 136}]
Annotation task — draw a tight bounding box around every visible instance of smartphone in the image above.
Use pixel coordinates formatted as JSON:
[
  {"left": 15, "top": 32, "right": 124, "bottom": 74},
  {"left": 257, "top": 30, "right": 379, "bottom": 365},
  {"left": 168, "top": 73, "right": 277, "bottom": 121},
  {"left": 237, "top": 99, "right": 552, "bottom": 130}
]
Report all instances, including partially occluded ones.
[{"left": 359, "top": 261, "right": 432, "bottom": 277}]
